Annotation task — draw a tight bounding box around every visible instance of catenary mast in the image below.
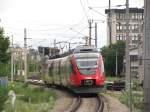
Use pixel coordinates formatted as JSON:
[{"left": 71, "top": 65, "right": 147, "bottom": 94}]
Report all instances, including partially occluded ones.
[{"left": 143, "top": 0, "right": 150, "bottom": 111}]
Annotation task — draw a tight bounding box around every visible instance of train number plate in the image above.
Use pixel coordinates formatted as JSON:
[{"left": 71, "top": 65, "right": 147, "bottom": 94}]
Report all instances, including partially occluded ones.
[{"left": 83, "top": 80, "right": 94, "bottom": 86}]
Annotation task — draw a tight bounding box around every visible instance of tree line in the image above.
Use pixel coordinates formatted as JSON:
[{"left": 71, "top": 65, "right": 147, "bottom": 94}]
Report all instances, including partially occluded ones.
[
  {"left": 0, "top": 28, "right": 10, "bottom": 76},
  {"left": 101, "top": 40, "right": 125, "bottom": 76}
]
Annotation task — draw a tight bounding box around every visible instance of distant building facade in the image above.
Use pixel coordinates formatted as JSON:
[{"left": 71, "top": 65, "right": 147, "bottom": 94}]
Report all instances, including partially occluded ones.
[
  {"left": 38, "top": 46, "right": 60, "bottom": 57},
  {"left": 13, "top": 47, "right": 25, "bottom": 76},
  {"left": 105, "top": 8, "right": 144, "bottom": 78}
]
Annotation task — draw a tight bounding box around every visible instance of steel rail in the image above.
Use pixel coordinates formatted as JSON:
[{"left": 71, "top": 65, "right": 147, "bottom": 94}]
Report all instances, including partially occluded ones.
[{"left": 96, "top": 95, "right": 104, "bottom": 112}]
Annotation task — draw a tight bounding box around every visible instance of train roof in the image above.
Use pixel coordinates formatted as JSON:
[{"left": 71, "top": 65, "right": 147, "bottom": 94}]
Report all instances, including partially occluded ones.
[
  {"left": 74, "top": 53, "right": 100, "bottom": 58},
  {"left": 73, "top": 45, "right": 98, "bottom": 54}
]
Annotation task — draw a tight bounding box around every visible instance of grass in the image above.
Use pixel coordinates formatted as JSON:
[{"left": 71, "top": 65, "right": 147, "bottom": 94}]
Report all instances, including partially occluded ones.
[
  {"left": 106, "top": 90, "right": 143, "bottom": 111},
  {"left": 3, "top": 82, "right": 56, "bottom": 112},
  {"left": 106, "top": 76, "right": 120, "bottom": 81},
  {"left": 4, "top": 98, "right": 55, "bottom": 112},
  {"left": 119, "top": 91, "right": 143, "bottom": 111},
  {"left": 105, "top": 76, "right": 143, "bottom": 111},
  {"left": 0, "top": 86, "right": 8, "bottom": 111}
]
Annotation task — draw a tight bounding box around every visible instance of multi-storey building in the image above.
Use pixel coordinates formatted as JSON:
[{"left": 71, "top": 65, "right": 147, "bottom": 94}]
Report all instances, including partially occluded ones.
[{"left": 105, "top": 8, "right": 144, "bottom": 77}]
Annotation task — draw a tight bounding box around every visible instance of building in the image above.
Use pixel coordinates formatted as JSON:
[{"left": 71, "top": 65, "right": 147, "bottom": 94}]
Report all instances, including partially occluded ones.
[
  {"left": 13, "top": 47, "right": 25, "bottom": 76},
  {"left": 38, "top": 46, "right": 60, "bottom": 57},
  {"left": 105, "top": 8, "right": 144, "bottom": 77}
]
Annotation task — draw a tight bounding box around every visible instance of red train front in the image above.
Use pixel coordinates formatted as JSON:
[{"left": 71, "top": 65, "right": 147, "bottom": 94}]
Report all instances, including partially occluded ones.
[{"left": 69, "top": 45, "right": 105, "bottom": 93}]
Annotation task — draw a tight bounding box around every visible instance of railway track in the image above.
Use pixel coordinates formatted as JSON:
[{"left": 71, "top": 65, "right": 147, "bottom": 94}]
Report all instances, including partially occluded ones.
[
  {"left": 66, "top": 94, "right": 104, "bottom": 112},
  {"left": 96, "top": 95, "right": 104, "bottom": 112},
  {"left": 26, "top": 79, "right": 105, "bottom": 112}
]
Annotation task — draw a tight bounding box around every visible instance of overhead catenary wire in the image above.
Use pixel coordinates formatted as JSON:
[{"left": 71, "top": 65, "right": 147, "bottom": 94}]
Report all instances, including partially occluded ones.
[
  {"left": 79, "top": 0, "right": 89, "bottom": 20},
  {"left": 4, "top": 23, "right": 88, "bottom": 38},
  {"left": 88, "top": 5, "right": 125, "bottom": 9},
  {"left": 88, "top": 7, "right": 107, "bottom": 17}
]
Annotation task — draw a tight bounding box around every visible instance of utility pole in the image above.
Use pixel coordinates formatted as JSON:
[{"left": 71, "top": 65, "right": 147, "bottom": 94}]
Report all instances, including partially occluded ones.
[
  {"left": 54, "top": 39, "right": 56, "bottom": 48},
  {"left": 69, "top": 42, "right": 77, "bottom": 51},
  {"left": 125, "top": 0, "right": 132, "bottom": 111},
  {"left": 115, "top": 51, "right": 118, "bottom": 77},
  {"left": 125, "top": 0, "right": 130, "bottom": 91},
  {"left": 88, "top": 20, "right": 93, "bottom": 46},
  {"left": 42, "top": 47, "right": 45, "bottom": 56},
  {"left": 11, "top": 35, "right": 14, "bottom": 83},
  {"left": 69, "top": 43, "right": 71, "bottom": 52},
  {"left": 95, "top": 22, "right": 97, "bottom": 48},
  {"left": 24, "top": 28, "right": 27, "bottom": 82},
  {"left": 108, "top": 0, "right": 112, "bottom": 45},
  {"left": 143, "top": 0, "right": 150, "bottom": 111},
  {"left": 85, "top": 36, "right": 88, "bottom": 45}
]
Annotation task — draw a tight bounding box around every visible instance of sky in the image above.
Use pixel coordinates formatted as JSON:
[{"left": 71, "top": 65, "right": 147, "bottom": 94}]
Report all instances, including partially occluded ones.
[{"left": 0, "top": 0, "right": 144, "bottom": 50}]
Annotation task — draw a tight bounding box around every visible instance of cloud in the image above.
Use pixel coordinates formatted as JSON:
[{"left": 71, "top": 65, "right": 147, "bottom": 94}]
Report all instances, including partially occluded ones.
[{"left": 0, "top": 0, "right": 144, "bottom": 49}]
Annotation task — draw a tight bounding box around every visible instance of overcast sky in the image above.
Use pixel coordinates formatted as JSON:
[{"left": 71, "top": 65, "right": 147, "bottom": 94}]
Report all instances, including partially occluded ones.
[{"left": 0, "top": 0, "right": 143, "bottom": 50}]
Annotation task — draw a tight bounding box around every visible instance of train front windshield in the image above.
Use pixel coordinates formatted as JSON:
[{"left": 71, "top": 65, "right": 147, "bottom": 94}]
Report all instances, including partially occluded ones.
[{"left": 76, "top": 58, "right": 98, "bottom": 75}]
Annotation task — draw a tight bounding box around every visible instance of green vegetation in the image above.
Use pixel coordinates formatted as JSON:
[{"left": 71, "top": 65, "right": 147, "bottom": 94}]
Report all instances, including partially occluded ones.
[
  {"left": 0, "top": 28, "right": 10, "bottom": 64},
  {"left": 0, "top": 28, "right": 10, "bottom": 76},
  {"left": 28, "top": 63, "right": 39, "bottom": 73},
  {"left": 0, "top": 86, "right": 8, "bottom": 111},
  {"left": 106, "top": 76, "right": 119, "bottom": 81},
  {"left": 119, "top": 91, "right": 143, "bottom": 111},
  {"left": 0, "top": 63, "right": 11, "bottom": 76},
  {"left": 101, "top": 40, "right": 125, "bottom": 76},
  {"left": 0, "top": 27, "right": 10, "bottom": 110},
  {"left": 107, "top": 90, "right": 143, "bottom": 111},
  {"left": 4, "top": 82, "right": 56, "bottom": 112}
]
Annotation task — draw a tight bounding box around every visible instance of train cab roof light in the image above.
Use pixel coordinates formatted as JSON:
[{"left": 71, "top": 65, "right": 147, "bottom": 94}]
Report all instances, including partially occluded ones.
[{"left": 73, "top": 45, "right": 98, "bottom": 54}]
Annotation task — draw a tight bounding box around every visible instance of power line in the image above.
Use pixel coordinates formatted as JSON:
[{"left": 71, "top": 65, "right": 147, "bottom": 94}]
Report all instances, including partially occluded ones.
[
  {"left": 89, "top": 5, "right": 125, "bottom": 9},
  {"left": 3, "top": 19, "right": 89, "bottom": 32},
  {"left": 88, "top": 7, "right": 107, "bottom": 17},
  {"left": 80, "top": 0, "right": 89, "bottom": 20},
  {"left": 69, "top": 25, "right": 88, "bottom": 37}
]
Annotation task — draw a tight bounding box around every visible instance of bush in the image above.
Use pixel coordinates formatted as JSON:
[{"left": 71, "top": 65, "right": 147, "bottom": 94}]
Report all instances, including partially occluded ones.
[
  {"left": 119, "top": 92, "right": 143, "bottom": 110},
  {"left": 9, "top": 82, "right": 56, "bottom": 103},
  {"left": 4, "top": 82, "right": 56, "bottom": 112},
  {"left": 0, "top": 63, "right": 10, "bottom": 76},
  {"left": 0, "top": 86, "right": 8, "bottom": 111},
  {"left": 22, "top": 86, "right": 54, "bottom": 103}
]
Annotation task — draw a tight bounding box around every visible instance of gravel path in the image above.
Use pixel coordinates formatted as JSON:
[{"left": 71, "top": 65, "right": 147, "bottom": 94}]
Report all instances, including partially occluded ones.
[
  {"left": 51, "top": 89, "right": 130, "bottom": 112},
  {"left": 103, "top": 95, "right": 130, "bottom": 112},
  {"left": 51, "top": 89, "right": 74, "bottom": 112},
  {"left": 75, "top": 97, "right": 99, "bottom": 112}
]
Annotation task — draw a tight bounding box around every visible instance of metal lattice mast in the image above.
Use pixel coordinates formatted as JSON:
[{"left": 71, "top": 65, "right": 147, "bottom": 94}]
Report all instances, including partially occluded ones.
[
  {"left": 24, "top": 28, "right": 27, "bottom": 82},
  {"left": 125, "top": 0, "right": 132, "bottom": 111},
  {"left": 143, "top": 0, "right": 150, "bottom": 111},
  {"left": 125, "top": 0, "right": 130, "bottom": 91}
]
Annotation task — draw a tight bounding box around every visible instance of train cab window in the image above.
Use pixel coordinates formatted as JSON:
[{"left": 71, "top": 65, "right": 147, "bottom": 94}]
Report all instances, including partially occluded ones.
[
  {"left": 76, "top": 58, "right": 98, "bottom": 75},
  {"left": 77, "top": 58, "right": 98, "bottom": 69}
]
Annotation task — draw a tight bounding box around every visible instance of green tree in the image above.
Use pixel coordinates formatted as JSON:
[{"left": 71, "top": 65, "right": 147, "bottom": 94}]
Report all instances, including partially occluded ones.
[
  {"left": 0, "top": 28, "right": 10, "bottom": 64},
  {"left": 101, "top": 40, "right": 125, "bottom": 76},
  {"left": 0, "top": 28, "right": 10, "bottom": 76}
]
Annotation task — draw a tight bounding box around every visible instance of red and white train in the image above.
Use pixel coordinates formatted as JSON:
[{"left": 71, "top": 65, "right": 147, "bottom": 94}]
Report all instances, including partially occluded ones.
[{"left": 42, "top": 45, "right": 105, "bottom": 93}]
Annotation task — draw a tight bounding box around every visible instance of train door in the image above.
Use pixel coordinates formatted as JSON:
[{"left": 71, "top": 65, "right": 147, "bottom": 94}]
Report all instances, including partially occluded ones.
[
  {"left": 60, "top": 59, "right": 67, "bottom": 86},
  {"left": 47, "top": 61, "right": 54, "bottom": 84},
  {"left": 66, "top": 57, "right": 73, "bottom": 86},
  {"left": 53, "top": 60, "right": 60, "bottom": 84}
]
